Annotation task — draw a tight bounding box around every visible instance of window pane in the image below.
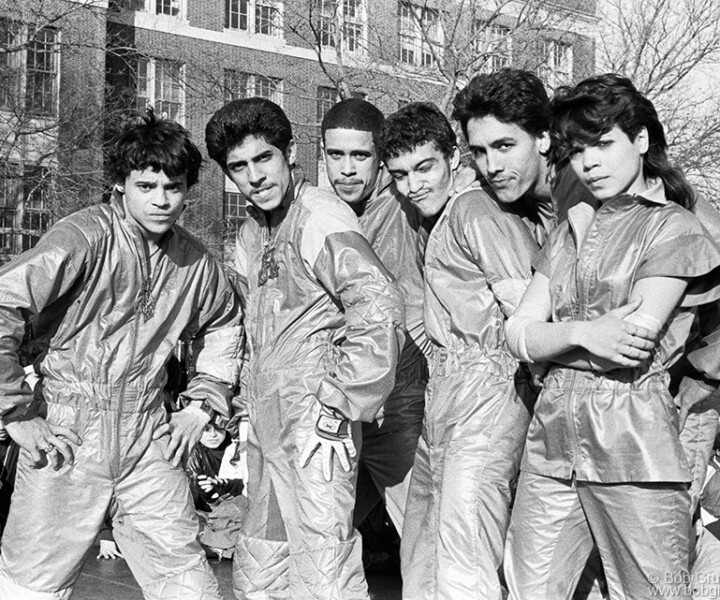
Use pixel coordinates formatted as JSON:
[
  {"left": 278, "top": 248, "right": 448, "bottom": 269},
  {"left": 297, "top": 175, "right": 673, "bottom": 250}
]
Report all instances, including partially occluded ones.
[
  {"left": 156, "top": 0, "right": 181, "bottom": 16},
  {"left": 155, "top": 59, "right": 183, "bottom": 122},
  {"left": 255, "top": 75, "right": 280, "bottom": 104},
  {"left": 0, "top": 168, "right": 19, "bottom": 254},
  {"left": 224, "top": 69, "right": 250, "bottom": 103},
  {"left": 319, "top": 0, "right": 336, "bottom": 47},
  {"left": 398, "top": 3, "right": 420, "bottom": 65},
  {"left": 226, "top": 0, "right": 248, "bottom": 30},
  {"left": 0, "top": 19, "right": 20, "bottom": 110},
  {"left": 20, "top": 167, "right": 51, "bottom": 253},
  {"left": 343, "top": 22, "right": 361, "bottom": 52},
  {"left": 256, "top": 2, "right": 276, "bottom": 35},
  {"left": 25, "top": 28, "right": 57, "bottom": 116},
  {"left": 224, "top": 191, "right": 247, "bottom": 233},
  {"left": 136, "top": 57, "right": 150, "bottom": 111},
  {"left": 316, "top": 86, "right": 337, "bottom": 121}
]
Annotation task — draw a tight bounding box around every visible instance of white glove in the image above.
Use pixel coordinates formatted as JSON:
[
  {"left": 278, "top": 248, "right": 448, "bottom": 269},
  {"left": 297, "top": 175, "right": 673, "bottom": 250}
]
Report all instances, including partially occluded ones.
[{"left": 299, "top": 403, "right": 356, "bottom": 482}]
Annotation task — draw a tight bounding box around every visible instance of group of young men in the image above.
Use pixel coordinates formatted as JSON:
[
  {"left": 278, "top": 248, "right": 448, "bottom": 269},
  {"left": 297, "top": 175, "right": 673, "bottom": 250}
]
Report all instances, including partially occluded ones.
[{"left": 0, "top": 67, "right": 717, "bottom": 600}]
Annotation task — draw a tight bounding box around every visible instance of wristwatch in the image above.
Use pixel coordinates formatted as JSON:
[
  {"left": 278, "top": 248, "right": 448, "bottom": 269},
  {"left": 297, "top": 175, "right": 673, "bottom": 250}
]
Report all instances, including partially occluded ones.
[{"left": 190, "top": 399, "right": 218, "bottom": 425}]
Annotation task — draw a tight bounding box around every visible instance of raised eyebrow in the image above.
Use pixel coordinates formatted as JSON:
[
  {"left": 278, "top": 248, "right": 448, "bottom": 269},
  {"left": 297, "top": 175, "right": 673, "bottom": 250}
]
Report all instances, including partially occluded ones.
[{"left": 253, "top": 150, "right": 275, "bottom": 161}]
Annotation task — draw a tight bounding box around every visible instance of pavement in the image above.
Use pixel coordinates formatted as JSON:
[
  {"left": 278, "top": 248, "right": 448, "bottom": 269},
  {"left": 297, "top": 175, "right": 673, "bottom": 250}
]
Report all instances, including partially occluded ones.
[{"left": 71, "top": 546, "right": 402, "bottom": 600}]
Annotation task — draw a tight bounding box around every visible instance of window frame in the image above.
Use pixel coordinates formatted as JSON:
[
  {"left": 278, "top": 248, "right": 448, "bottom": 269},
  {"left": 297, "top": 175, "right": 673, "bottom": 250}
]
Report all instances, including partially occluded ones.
[
  {"left": 136, "top": 57, "right": 185, "bottom": 124},
  {"left": 147, "top": 0, "right": 185, "bottom": 19},
  {"left": 223, "top": 69, "right": 283, "bottom": 106},
  {"left": 0, "top": 164, "right": 53, "bottom": 258},
  {"left": 0, "top": 19, "right": 59, "bottom": 118},
  {"left": 473, "top": 20, "right": 511, "bottom": 72},
  {"left": 224, "top": 0, "right": 283, "bottom": 37},
  {"left": 398, "top": 1, "right": 442, "bottom": 69},
  {"left": 223, "top": 188, "right": 248, "bottom": 234},
  {"left": 538, "top": 37, "right": 573, "bottom": 89},
  {"left": 317, "top": 0, "right": 367, "bottom": 54}
]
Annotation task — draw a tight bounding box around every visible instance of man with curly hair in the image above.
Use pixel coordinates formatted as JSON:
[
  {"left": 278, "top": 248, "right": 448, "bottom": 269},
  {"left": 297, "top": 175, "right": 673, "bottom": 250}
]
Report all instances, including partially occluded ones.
[{"left": 0, "top": 110, "right": 242, "bottom": 600}]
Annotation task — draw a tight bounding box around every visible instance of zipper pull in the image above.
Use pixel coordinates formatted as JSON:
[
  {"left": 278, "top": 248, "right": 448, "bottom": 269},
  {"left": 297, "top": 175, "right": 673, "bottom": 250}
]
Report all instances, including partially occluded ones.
[{"left": 137, "top": 278, "right": 156, "bottom": 322}]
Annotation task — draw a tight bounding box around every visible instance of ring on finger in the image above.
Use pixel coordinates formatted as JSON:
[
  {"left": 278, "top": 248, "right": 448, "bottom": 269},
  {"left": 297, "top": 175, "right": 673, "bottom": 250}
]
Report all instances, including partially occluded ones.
[{"left": 41, "top": 444, "right": 54, "bottom": 453}]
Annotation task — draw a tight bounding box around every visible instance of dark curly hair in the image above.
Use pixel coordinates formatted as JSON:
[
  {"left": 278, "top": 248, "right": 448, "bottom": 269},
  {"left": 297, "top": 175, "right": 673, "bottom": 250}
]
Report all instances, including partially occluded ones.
[
  {"left": 451, "top": 68, "right": 550, "bottom": 140},
  {"left": 378, "top": 102, "right": 456, "bottom": 162},
  {"left": 205, "top": 97, "right": 292, "bottom": 171},
  {"left": 107, "top": 108, "right": 202, "bottom": 187},
  {"left": 551, "top": 73, "right": 695, "bottom": 210}
]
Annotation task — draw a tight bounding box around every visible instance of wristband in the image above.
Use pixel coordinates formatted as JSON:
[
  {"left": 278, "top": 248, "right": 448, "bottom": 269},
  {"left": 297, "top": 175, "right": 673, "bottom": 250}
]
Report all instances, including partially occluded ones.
[
  {"left": 187, "top": 399, "right": 217, "bottom": 425},
  {"left": 315, "top": 405, "right": 350, "bottom": 441}
]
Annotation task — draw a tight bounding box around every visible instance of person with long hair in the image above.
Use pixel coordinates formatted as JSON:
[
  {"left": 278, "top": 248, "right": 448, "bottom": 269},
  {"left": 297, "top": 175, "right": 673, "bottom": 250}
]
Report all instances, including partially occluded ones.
[{"left": 503, "top": 74, "right": 720, "bottom": 599}]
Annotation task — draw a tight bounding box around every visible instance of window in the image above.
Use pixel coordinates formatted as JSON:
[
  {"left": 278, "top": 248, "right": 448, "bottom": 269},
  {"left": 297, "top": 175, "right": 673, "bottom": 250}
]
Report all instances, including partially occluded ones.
[
  {"left": 21, "top": 168, "right": 51, "bottom": 251},
  {"left": 473, "top": 21, "right": 511, "bottom": 72},
  {"left": 318, "top": 0, "right": 335, "bottom": 47},
  {"left": 0, "top": 169, "right": 18, "bottom": 254},
  {"left": 224, "top": 190, "right": 247, "bottom": 234},
  {"left": 154, "top": 0, "right": 181, "bottom": 16},
  {"left": 226, "top": 0, "right": 248, "bottom": 30},
  {"left": 317, "top": 86, "right": 338, "bottom": 123},
  {"left": 109, "top": 0, "right": 144, "bottom": 11},
  {"left": 318, "top": 0, "right": 365, "bottom": 53},
  {"left": 0, "top": 166, "right": 52, "bottom": 257},
  {"left": 225, "top": 0, "right": 281, "bottom": 36},
  {"left": 316, "top": 86, "right": 340, "bottom": 186},
  {"left": 136, "top": 57, "right": 184, "bottom": 122},
  {"left": 26, "top": 28, "right": 58, "bottom": 117},
  {"left": 538, "top": 38, "right": 573, "bottom": 89},
  {"left": 0, "top": 21, "right": 59, "bottom": 117},
  {"left": 0, "top": 19, "right": 20, "bottom": 110},
  {"left": 398, "top": 2, "right": 442, "bottom": 68},
  {"left": 223, "top": 69, "right": 283, "bottom": 105},
  {"left": 255, "top": 0, "right": 277, "bottom": 35}
]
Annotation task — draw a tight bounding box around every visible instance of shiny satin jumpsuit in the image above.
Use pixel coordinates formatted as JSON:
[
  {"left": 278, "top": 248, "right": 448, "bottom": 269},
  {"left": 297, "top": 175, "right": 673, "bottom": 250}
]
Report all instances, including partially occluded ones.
[
  {"left": 0, "top": 198, "right": 243, "bottom": 600},
  {"left": 232, "top": 175, "right": 405, "bottom": 600}
]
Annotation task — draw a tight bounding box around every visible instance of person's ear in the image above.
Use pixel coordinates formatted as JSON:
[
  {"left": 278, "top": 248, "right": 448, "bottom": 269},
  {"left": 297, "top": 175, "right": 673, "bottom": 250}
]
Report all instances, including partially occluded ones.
[
  {"left": 115, "top": 184, "right": 124, "bottom": 194},
  {"left": 537, "top": 131, "right": 551, "bottom": 155},
  {"left": 635, "top": 127, "right": 649, "bottom": 154},
  {"left": 450, "top": 146, "right": 461, "bottom": 170},
  {"left": 285, "top": 139, "right": 297, "bottom": 166}
]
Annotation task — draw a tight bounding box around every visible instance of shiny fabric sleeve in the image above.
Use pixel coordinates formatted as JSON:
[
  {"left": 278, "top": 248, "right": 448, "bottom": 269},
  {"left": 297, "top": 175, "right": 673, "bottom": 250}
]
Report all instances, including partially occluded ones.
[
  {"left": 0, "top": 220, "right": 91, "bottom": 418},
  {"left": 530, "top": 224, "right": 563, "bottom": 278},
  {"left": 232, "top": 229, "right": 251, "bottom": 417},
  {"left": 453, "top": 194, "right": 537, "bottom": 318},
  {"left": 636, "top": 209, "right": 720, "bottom": 307},
  {"left": 182, "top": 257, "right": 244, "bottom": 421},
  {"left": 675, "top": 198, "right": 720, "bottom": 405},
  {"left": 301, "top": 211, "right": 406, "bottom": 422}
]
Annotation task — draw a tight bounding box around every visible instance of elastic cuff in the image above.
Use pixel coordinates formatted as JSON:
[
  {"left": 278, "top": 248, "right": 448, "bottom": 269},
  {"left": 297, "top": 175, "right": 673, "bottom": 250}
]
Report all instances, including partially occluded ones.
[{"left": 1, "top": 403, "right": 32, "bottom": 424}]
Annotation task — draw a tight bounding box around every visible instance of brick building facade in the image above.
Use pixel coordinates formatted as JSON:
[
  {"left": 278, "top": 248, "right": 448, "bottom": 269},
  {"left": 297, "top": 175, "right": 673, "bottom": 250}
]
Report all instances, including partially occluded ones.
[{"left": 1, "top": 0, "right": 597, "bottom": 263}]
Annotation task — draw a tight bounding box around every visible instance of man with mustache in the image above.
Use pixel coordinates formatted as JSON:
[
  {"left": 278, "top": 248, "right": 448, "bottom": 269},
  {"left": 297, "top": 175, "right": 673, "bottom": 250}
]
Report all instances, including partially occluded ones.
[
  {"left": 320, "top": 99, "right": 429, "bottom": 539},
  {"left": 379, "top": 101, "right": 540, "bottom": 600},
  {"left": 456, "top": 68, "right": 720, "bottom": 597},
  {"left": 205, "top": 97, "right": 405, "bottom": 600}
]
